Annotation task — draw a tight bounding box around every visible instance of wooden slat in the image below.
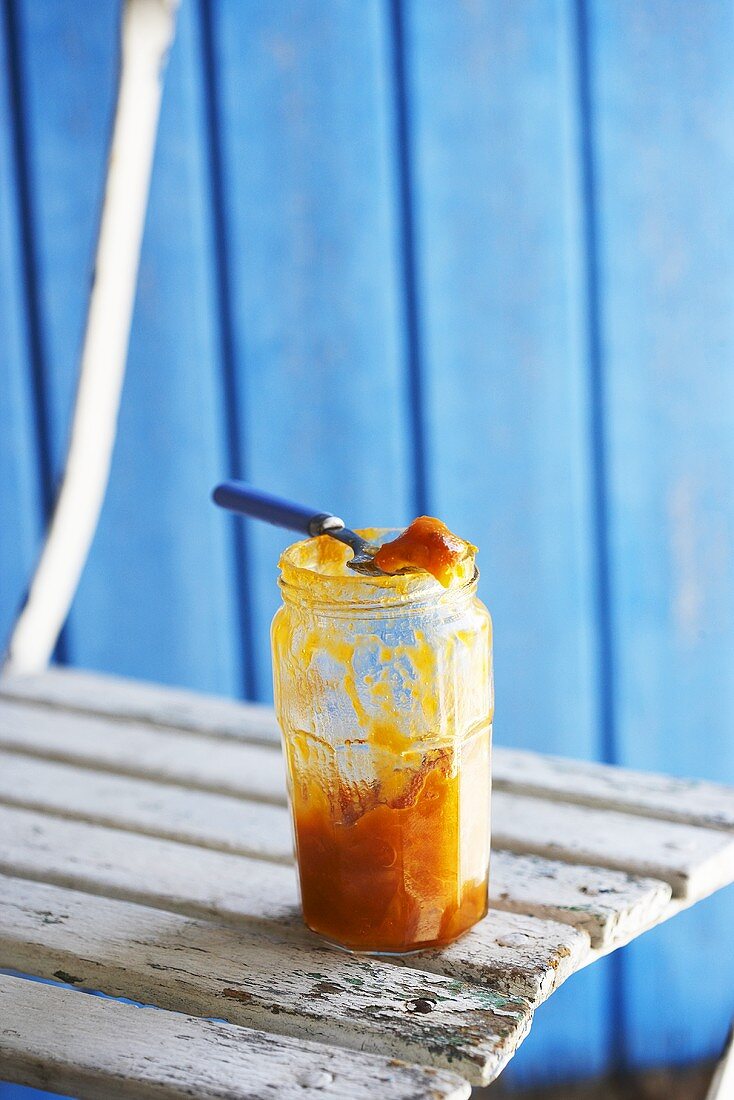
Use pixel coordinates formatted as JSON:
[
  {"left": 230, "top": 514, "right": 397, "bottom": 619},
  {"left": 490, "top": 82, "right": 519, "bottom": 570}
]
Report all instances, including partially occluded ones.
[
  {"left": 0, "top": 669, "right": 281, "bottom": 744},
  {"left": 0, "top": 751, "right": 293, "bottom": 864},
  {"left": 6, "top": 686, "right": 734, "bottom": 834},
  {"left": 0, "top": 747, "right": 679, "bottom": 951},
  {"left": 0, "top": 805, "right": 588, "bottom": 1005},
  {"left": 0, "top": 874, "right": 532, "bottom": 1087},
  {"left": 490, "top": 850, "right": 670, "bottom": 949},
  {"left": 3, "top": 748, "right": 730, "bottom": 904},
  {"left": 492, "top": 791, "right": 734, "bottom": 899},
  {"left": 0, "top": 974, "right": 470, "bottom": 1100},
  {"left": 0, "top": 700, "right": 286, "bottom": 804},
  {"left": 493, "top": 748, "right": 734, "bottom": 831}
]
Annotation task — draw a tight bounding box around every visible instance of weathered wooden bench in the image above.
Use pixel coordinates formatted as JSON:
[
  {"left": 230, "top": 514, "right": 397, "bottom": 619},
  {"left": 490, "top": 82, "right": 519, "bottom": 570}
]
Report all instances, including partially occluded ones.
[{"left": 1, "top": 667, "right": 733, "bottom": 1098}]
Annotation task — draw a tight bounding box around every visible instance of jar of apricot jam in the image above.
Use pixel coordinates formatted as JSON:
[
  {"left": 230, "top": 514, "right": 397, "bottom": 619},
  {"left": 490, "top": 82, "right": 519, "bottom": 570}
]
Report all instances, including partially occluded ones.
[{"left": 271, "top": 528, "right": 493, "bottom": 954}]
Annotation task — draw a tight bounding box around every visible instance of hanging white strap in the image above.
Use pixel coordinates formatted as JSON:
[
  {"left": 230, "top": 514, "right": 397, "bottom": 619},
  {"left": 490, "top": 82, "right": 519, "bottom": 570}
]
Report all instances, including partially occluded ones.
[{"left": 4, "top": 0, "right": 180, "bottom": 676}]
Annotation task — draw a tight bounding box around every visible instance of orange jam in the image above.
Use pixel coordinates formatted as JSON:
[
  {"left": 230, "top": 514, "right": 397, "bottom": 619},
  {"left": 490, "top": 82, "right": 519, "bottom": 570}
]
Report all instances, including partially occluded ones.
[
  {"left": 374, "top": 515, "right": 475, "bottom": 586},
  {"left": 286, "top": 726, "right": 491, "bottom": 952},
  {"left": 272, "top": 528, "right": 493, "bottom": 954}
]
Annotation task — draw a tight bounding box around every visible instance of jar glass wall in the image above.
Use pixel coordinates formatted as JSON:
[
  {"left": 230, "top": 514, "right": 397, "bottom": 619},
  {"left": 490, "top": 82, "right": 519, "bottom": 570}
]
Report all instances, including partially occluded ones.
[{"left": 271, "top": 530, "right": 493, "bottom": 954}]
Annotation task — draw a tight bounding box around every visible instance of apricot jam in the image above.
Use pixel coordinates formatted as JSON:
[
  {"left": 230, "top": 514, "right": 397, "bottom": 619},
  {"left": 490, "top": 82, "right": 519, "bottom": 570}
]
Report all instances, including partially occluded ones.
[
  {"left": 374, "top": 515, "right": 476, "bottom": 587},
  {"left": 272, "top": 528, "right": 493, "bottom": 954}
]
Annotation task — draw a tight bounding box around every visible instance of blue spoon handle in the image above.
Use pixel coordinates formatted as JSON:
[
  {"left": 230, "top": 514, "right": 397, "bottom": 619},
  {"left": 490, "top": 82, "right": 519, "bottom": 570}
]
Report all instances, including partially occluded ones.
[{"left": 212, "top": 480, "right": 343, "bottom": 538}]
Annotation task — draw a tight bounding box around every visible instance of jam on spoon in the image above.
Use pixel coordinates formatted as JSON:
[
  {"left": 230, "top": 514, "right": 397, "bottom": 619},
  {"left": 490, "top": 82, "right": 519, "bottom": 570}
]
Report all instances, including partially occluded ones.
[{"left": 373, "top": 515, "right": 476, "bottom": 587}]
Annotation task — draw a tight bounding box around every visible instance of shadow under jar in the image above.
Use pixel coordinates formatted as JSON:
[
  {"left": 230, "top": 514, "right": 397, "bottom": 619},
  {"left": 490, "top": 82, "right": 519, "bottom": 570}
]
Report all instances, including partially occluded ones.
[{"left": 271, "top": 529, "right": 493, "bottom": 954}]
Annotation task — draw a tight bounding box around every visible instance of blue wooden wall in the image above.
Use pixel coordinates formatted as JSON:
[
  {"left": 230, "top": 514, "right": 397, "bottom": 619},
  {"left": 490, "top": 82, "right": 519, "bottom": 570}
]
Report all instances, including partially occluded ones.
[{"left": 1, "top": 0, "right": 733, "bottom": 1090}]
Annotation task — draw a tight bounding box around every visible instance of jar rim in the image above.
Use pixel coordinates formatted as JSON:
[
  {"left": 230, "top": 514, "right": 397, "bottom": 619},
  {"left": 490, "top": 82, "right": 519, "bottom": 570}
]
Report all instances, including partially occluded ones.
[{"left": 277, "top": 528, "right": 478, "bottom": 611}]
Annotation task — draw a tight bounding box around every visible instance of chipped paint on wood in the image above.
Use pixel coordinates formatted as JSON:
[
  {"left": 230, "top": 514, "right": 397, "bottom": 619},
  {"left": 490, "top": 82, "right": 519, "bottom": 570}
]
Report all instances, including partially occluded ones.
[
  {"left": 0, "top": 805, "right": 588, "bottom": 1006},
  {"left": 0, "top": 874, "right": 532, "bottom": 1086},
  {"left": 0, "top": 973, "right": 471, "bottom": 1099},
  {"left": 5, "top": 674, "right": 734, "bottom": 836},
  {"left": 3, "top": 748, "right": 732, "bottom": 904},
  {"left": 493, "top": 747, "right": 734, "bottom": 832},
  {"left": 3, "top": 669, "right": 734, "bottom": 1090},
  {"left": 491, "top": 850, "right": 672, "bottom": 948},
  {"left": 0, "top": 750, "right": 293, "bottom": 863},
  {"left": 492, "top": 791, "right": 734, "bottom": 899}
]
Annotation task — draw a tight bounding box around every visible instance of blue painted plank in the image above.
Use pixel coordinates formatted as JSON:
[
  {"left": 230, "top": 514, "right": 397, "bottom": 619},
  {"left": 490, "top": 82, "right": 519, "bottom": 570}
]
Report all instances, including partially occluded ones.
[
  {"left": 13, "top": 0, "right": 119, "bottom": 478},
  {"left": 209, "top": 0, "right": 413, "bottom": 698},
  {"left": 0, "top": 1087, "right": 70, "bottom": 1100},
  {"left": 586, "top": 0, "right": 734, "bottom": 1068},
  {"left": 69, "top": 0, "right": 243, "bottom": 694},
  {"left": 1, "top": 21, "right": 74, "bottom": 1099},
  {"left": 400, "top": 0, "right": 607, "bottom": 1083},
  {"left": 15, "top": 0, "right": 242, "bottom": 694},
  {"left": 508, "top": 960, "right": 613, "bottom": 1089},
  {"left": 402, "top": 0, "right": 600, "bottom": 762},
  {"left": 0, "top": 3, "right": 42, "bottom": 649}
]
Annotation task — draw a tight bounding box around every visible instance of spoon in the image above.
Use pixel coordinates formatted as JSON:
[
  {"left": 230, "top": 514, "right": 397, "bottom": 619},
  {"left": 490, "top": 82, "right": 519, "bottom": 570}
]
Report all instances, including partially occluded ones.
[{"left": 212, "top": 480, "right": 405, "bottom": 577}]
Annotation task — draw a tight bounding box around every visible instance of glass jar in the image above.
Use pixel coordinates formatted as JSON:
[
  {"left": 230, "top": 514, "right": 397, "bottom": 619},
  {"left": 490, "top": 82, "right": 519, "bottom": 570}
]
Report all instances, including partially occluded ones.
[{"left": 271, "top": 529, "right": 493, "bottom": 954}]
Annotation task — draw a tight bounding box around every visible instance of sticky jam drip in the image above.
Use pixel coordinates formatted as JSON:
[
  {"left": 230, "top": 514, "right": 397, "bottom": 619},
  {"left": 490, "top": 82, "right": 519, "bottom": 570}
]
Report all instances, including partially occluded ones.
[{"left": 373, "top": 515, "right": 475, "bottom": 586}]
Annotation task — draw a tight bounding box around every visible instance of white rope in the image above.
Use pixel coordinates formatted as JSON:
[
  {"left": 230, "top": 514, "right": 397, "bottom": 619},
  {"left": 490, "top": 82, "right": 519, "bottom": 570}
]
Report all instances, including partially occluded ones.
[{"left": 4, "top": 0, "right": 180, "bottom": 676}]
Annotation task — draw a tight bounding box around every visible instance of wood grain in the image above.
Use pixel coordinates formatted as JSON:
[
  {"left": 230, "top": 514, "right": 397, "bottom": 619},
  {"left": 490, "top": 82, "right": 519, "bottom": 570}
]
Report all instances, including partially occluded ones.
[
  {"left": 492, "top": 791, "right": 734, "bottom": 899},
  {"left": 0, "top": 750, "right": 293, "bottom": 863},
  {"left": 3, "top": 0, "right": 734, "bottom": 1081},
  {"left": 0, "top": 804, "right": 588, "bottom": 1005},
  {"left": 0, "top": 874, "right": 533, "bottom": 1086},
  {"left": 5, "top": 692, "right": 734, "bottom": 832},
  {"left": 2, "top": 746, "right": 729, "bottom": 903},
  {"left": 0, "top": 973, "right": 470, "bottom": 1100},
  {"left": 0, "top": 789, "right": 671, "bottom": 956},
  {"left": 491, "top": 850, "right": 671, "bottom": 948},
  {"left": 493, "top": 748, "right": 734, "bottom": 831}
]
